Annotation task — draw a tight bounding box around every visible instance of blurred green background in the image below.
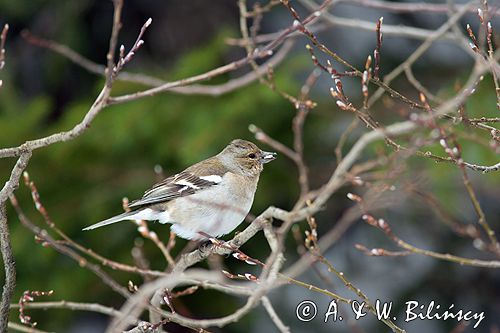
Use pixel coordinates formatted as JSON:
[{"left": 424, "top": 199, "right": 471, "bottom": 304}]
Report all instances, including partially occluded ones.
[{"left": 1, "top": 1, "right": 500, "bottom": 332}]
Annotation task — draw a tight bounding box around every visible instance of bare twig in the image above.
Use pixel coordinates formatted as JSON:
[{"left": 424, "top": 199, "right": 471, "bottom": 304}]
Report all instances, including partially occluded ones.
[
  {"left": 373, "top": 17, "right": 383, "bottom": 79},
  {"left": 367, "top": 1, "right": 476, "bottom": 107},
  {"left": 342, "top": 0, "right": 500, "bottom": 15},
  {"left": 362, "top": 213, "right": 500, "bottom": 268},
  {"left": 11, "top": 300, "right": 138, "bottom": 326},
  {"left": 419, "top": 92, "right": 500, "bottom": 252},
  {"left": 107, "top": 0, "right": 328, "bottom": 105},
  {"left": 261, "top": 296, "right": 290, "bottom": 333},
  {"left": 22, "top": 31, "right": 294, "bottom": 95},
  {"left": 293, "top": 69, "right": 321, "bottom": 198},
  {"left": 123, "top": 198, "right": 175, "bottom": 267},
  {"left": 0, "top": 153, "right": 32, "bottom": 332},
  {"left": 10, "top": 195, "right": 131, "bottom": 298},
  {"left": 105, "top": 0, "right": 124, "bottom": 87},
  {"left": 0, "top": 23, "right": 8, "bottom": 85},
  {"left": 18, "top": 290, "right": 54, "bottom": 327},
  {"left": 282, "top": 0, "right": 423, "bottom": 110},
  {"left": 21, "top": 173, "right": 166, "bottom": 277},
  {"left": 113, "top": 17, "right": 152, "bottom": 77},
  {"left": 355, "top": 243, "right": 411, "bottom": 257},
  {"left": 8, "top": 322, "right": 51, "bottom": 333}
]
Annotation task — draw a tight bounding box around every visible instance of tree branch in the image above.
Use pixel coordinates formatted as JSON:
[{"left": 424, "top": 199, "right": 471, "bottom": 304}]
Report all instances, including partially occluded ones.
[{"left": 0, "top": 153, "right": 31, "bottom": 332}]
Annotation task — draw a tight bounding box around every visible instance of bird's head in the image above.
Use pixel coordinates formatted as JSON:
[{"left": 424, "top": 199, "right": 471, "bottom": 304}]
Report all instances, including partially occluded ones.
[{"left": 220, "top": 139, "right": 276, "bottom": 176}]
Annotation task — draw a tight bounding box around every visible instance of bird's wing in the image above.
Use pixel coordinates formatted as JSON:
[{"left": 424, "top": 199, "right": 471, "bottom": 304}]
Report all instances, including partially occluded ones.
[{"left": 128, "top": 170, "right": 224, "bottom": 209}]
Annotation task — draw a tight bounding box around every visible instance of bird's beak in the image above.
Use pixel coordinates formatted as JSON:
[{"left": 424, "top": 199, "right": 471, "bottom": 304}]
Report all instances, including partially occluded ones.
[{"left": 260, "top": 151, "right": 277, "bottom": 164}]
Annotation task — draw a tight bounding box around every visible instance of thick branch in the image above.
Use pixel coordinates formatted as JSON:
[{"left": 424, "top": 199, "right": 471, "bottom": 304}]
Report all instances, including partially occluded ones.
[{"left": 0, "top": 153, "right": 32, "bottom": 332}]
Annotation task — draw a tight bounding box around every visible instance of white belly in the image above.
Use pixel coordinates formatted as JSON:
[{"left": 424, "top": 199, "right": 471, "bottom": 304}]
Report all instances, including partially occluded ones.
[{"left": 163, "top": 173, "right": 256, "bottom": 240}]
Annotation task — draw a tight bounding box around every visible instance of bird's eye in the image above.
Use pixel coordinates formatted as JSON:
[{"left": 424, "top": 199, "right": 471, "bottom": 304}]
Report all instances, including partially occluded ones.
[{"left": 248, "top": 153, "right": 256, "bottom": 159}]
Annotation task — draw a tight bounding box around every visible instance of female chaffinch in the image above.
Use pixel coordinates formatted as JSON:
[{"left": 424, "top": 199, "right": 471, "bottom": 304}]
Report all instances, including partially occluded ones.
[{"left": 83, "top": 139, "right": 276, "bottom": 240}]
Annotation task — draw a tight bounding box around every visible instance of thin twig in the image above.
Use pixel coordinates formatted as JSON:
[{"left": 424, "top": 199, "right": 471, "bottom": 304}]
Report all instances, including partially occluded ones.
[
  {"left": 21, "top": 30, "right": 294, "bottom": 96},
  {"left": 362, "top": 213, "right": 500, "bottom": 268},
  {"left": 0, "top": 23, "right": 9, "bottom": 88},
  {"left": 343, "top": 0, "right": 500, "bottom": 14},
  {"left": 10, "top": 196, "right": 131, "bottom": 298},
  {"left": 261, "top": 296, "right": 290, "bottom": 333},
  {"left": 367, "top": 1, "right": 476, "bottom": 107},
  {"left": 107, "top": 0, "right": 327, "bottom": 105},
  {"left": 10, "top": 300, "right": 137, "bottom": 325},
  {"left": 21, "top": 173, "right": 167, "bottom": 277},
  {"left": 8, "top": 322, "right": 51, "bottom": 333},
  {"left": 105, "top": 0, "right": 124, "bottom": 87},
  {"left": 18, "top": 290, "right": 54, "bottom": 328}
]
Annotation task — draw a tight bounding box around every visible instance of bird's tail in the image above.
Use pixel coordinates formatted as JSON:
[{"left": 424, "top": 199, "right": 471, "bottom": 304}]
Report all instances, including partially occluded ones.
[{"left": 82, "top": 211, "right": 136, "bottom": 231}]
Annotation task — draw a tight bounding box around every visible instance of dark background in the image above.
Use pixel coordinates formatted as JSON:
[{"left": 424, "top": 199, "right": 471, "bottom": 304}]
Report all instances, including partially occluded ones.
[{"left": 1, "top": 0, "right": 499, "bottom": 332}]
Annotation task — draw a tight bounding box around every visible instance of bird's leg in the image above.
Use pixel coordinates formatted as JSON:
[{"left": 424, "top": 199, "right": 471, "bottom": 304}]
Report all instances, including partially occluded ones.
[
  {"left": 197, "top": 232, "right": 239, "bottom": 252},
  {"left": 197, "top": 239, "right": 213, "bottom": 254},
  {"left": 196, "top": 232, "right": 264, "bottom": 266}
]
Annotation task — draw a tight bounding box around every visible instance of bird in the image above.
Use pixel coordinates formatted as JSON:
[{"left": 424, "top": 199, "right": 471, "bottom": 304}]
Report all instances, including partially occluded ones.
[{"left": 83, "top": 139, "right": 276, "bottom": 240}]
